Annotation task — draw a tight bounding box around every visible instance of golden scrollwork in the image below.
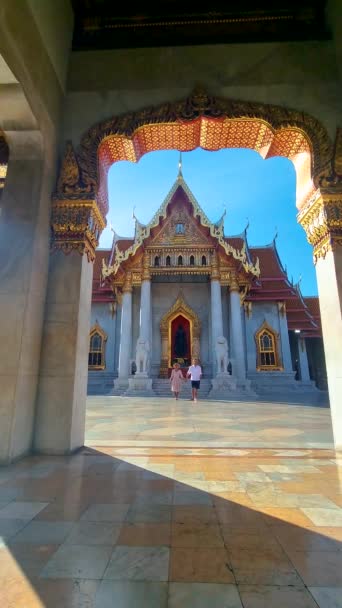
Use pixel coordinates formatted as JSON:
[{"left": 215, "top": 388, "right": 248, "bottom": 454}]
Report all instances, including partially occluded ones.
[
  {"left": 50, "top": 199, "right": 106, "bottom": 262},
  {"left": 55, "top": 141, "right": 97, "bottom": 201},
  {"left": 297, "top": 192, "right": 342, "bottom": 263},
  {"left": 160, "top": 293, "right": 201, "bottom": 372},
  {"left": 314, "top": 128, "right": 342, "bottom": 192}
]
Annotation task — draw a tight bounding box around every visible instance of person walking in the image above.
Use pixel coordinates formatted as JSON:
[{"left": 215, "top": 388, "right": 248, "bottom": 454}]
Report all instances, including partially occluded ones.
[
  {"left": 187, "top": 357, "right": 202, "bottom": 402},
  {"left": 170, "top": 362, "right": 184, "bottom": 400}
]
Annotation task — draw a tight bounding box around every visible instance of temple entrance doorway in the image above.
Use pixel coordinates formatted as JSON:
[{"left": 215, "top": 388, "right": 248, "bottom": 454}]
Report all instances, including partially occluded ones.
[{"left": 171, "top": 314, "right": 191, "bottom": 375}]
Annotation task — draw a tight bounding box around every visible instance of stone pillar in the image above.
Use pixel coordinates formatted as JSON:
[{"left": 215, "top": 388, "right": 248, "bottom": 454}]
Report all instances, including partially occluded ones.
[
  {"left": 229, "top": 279, "right": 246, "bottom": 380},
  {"left": 298, "top": 186, "right": 342, "bottom": 448},
  {"left": 0, "top": 132, "right": 54, "bottom": 464},
  {"left": 139, "top": 252, "right": 152, "bottom": 346},
  {"left": 35, "top": 142, "right": 106, "bottom": 454},
  {"left": 210, "top": 252, "right": 224, "bottom": 374},
  {"left": 118, "top": 274, "right": 133, "bottom": 379},
  {"left": 278, "top": 303, "right": 293, "bottom": 373},
  {"left": 298, "top": 337, "right": 311, "bottom": 383}
]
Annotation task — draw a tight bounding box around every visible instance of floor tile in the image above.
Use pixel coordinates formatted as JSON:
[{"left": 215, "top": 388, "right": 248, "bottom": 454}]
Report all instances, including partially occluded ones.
[
  {"left": 229, "top": 547, "right": 302, "bottom": 585},
  {"left": 0, "top": 518, "right": 29, "bottom": 542},
  {"left": 300, "top": 507, "right": 342, "bottom": 526},
  {"left": 173, "top": 491, "right": 213, "bottom": 505},
  {"left": 117, "top": 523, "right": 171, "bottom": 546},
  {"left": 95, "top": 581, "right": 168, "bottom": 608},
  {"left": 80, "top": 503, "right": 130, "bottom": 522},
  {"left": 126, "top": 504, "right": 171, "bottom": 523},
  {"left": 104, "top": 546, "right": 169, "bottom": 581},
  {"left": 172, "top": 506, "right": 217, "bottom": 525},
  {"left": 170, "top": 547, "right": 234, "bottom": 582},
  {"left": 34, "top": 579, "right": 99, "bottom": 608},
  {"left": 168, "top": 582, "right": 242, "bottom": 608},
  {"left": 64, "top": 522, "right": 122, "bottom": 545},
  {"left": 171, "top": 523, "right": 224, "bottom": 547},
  {"left": 238, "top": 584, "right": 319, "bottom": 608},
  {"left": 0, "top": 501, "right": 48, "bottom": 520},
  {"left": 289, "top": 550, "right": 342, "bottom": 586},
  {"left": 35, "top": 501, "right": 88, "bottom": 521},
  {"left": 10, "top": 521, "right": 74, "bottom": 544},
  {"left": 309, "top": 587, "right": 342, "bottom": 608},
  {"left": 41, "top": 544, "right": 113, "bottom": 579}
]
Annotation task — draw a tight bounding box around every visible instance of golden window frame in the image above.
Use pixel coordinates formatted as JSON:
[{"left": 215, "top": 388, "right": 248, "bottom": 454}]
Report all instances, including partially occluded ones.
[
  {"left": 88, "top": 322, "right": 108, "bottom": 370},
  {"left": 255, "top": 321, "right": 282, "bottom": 371}
]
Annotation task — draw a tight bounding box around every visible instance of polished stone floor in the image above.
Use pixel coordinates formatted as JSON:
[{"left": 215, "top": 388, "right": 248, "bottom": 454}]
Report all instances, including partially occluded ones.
[
  {"left": 0, "top": 398, "right": 341, "bottom": 607},
  {"left": 86, "top": 396, "right": 334, "bottom": 449}
]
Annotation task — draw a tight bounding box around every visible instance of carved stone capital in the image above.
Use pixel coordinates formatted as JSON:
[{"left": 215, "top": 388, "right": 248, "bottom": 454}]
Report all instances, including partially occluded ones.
[
  {"left": 142, "top": 250, "right": 151, "bottom": 281},
  {"left": 229, "top": 272, "right": 239, "bottom": 292},
  {"left": 122, "top": 272, "right": 133, "bottom": 293},
  {"left": 51, "top": 199, "right": 106, "bottom": 263},
  {"left": 54, "top": 140, "right": 98, "bottom": 203},
  {"left": 298, "top": 191, "right": 342, "bottom": 264}
]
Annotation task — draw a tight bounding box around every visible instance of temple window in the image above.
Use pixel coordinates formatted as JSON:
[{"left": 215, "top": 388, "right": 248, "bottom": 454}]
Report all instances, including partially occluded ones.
[
  {"left": 178, "top": 255, "right": 183, "bottom": 266},
  {"left": 154, "top": 255, "right": 160, "bottom": 267},
  {"left": 88, "top": 323, "right": 107, "bottom": 370},
  {"left": 201, "top": 255, "right": 207, "bottom": 266},
  {"left": 176, "top": 223, "right": 185, "bottom": 234},
  {"left": 255, "top": 322, "right": 281, "bottom": 370},
  {"left": 190, "top": 255, "right": 195, "bottom": 266},
  {"left": 166, "top": 255, "right": 171, "bottom": 266}
]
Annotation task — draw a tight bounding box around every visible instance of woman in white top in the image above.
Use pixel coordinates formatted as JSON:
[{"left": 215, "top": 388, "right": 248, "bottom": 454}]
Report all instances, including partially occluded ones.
[{"left": 186, "top": 357, "right": 202, "bottom": 403}]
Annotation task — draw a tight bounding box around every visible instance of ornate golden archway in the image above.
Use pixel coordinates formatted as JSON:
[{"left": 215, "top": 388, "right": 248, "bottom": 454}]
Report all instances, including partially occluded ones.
[
  {"left": 52, "top": 87, "right": 341, "bottom": 264},
  {"left": 159, "top": 294, "right": 201, "bottom": 378}
]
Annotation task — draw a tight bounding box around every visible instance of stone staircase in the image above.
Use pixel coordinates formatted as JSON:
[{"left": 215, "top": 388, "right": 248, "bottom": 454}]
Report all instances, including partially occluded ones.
[{"left": 152, "top": 378, "right": 212, "bottom": 399}]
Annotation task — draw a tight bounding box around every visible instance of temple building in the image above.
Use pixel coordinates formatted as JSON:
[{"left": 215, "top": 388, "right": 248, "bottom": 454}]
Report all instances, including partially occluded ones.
[{"left": 88, "top": 168, "right": 327, "bottom": 398}]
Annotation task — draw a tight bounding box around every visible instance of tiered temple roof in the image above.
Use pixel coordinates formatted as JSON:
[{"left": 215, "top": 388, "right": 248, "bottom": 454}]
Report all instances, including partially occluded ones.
[{"left": 92, "top": 173, "right": 321, "bottom": 338}]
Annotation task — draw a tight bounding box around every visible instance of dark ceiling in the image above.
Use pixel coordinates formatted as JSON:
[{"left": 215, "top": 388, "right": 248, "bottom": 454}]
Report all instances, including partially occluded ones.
[{"left": 71, "top": 1, "right": 330, "bottom": 51}]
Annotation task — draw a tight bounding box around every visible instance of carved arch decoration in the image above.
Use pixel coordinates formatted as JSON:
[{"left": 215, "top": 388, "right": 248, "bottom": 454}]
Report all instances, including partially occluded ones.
[
  {"left": 159, "top": 293, "right": 201, "bottom": 377},
  {"left": 88, "top": 322, "right": 108, "bottom": 370},
  {"left": 73, "top": 86, "right": 337, "bottom": 218},
  {"left": 255, "top": 321, "right": 282, "bottom": 372}
]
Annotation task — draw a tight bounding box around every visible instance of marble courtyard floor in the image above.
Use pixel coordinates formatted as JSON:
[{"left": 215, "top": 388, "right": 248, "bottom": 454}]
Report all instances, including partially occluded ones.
[{"left": 0, "top": 398, "right": 341, "bottom": 607}]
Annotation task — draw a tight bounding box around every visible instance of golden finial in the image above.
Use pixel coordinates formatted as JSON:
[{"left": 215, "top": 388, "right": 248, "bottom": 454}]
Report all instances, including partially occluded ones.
[{"left": 132, "top": 205, "right": 137, "bottom": 221}]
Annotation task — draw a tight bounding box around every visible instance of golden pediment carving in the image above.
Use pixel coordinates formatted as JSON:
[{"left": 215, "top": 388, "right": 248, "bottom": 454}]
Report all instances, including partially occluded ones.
[{"left": 150, "top": 208, "right": 211, "bottom": 247}]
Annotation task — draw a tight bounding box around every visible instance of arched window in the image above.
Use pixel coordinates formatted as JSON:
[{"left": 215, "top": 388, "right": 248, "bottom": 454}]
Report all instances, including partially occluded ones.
[
  {"left": 201, "top": 255, "right": 206, "bottom": 266},
  {"left": 190, "top": 255, "right": 195, "bottom": 266},
  {"left": 154, "top": 256, "right": 160, "bottom": 267},
  {"left": 88, "top": 323, "right": 107, "bottom": 370},
  {"left": 166, "top": 255, "right": 171, "bottom": 266},
  {"left": 178, "top": 255, "right": 183, "bottom": 266},
  {"left": 255, "top": 322, "right": 281, "bottom": 370}
]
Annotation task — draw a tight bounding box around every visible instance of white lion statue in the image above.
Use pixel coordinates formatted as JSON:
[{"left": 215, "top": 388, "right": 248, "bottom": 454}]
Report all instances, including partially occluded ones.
[
  {"left": 135, "top": 337, "right": 150, "bottom": 374},
  {"left": 215, "top": 335, "right": 229, "bottom": 374}
]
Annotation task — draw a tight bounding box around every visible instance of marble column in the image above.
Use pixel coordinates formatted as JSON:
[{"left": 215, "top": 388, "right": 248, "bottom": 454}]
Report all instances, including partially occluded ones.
[
  {"left": 316, "top": 248, "right": 342, "bottom": 448},
  {"left": 140, "top": 254, "right": 152, "bottom": 345},
  {"left": 0, "top": 132, "right": 53, "bottom": 464},
  {"left": 298, "top": 337, "right": 311, "bottom": 382},
  {"left": 210, "top": 279, "right": 224, "bottom": 343},
  {"left": 278, "top": 304, "right": 294, "bottom": 373},
  {"left": 298, "top": 185, "right": 342, "bottom": 449},
  {"left": 230, "top": 283, "right": 246, "bottom": 380},
  {"left": 118, "top": 274, "right": 133, "bottom": 379}
]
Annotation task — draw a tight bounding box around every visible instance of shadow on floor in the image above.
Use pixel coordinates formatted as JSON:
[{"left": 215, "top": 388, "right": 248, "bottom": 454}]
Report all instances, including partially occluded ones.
[{"left": 0, "top": 445, "right": 341, "bottom": 606}]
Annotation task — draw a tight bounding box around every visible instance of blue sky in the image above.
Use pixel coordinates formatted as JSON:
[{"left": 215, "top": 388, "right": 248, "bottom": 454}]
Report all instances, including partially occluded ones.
[{"left": 100, "top": 148, "right": 317, "bottom": 296}]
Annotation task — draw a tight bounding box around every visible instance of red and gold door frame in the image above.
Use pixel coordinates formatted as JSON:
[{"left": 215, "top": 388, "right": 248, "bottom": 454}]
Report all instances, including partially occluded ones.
[{"left": 159, "top": 294, "right": 201, "bottom": 378}]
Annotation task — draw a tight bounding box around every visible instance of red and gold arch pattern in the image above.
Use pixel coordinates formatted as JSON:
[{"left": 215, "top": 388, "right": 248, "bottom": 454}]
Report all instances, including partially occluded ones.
[
  {"left": 97, "top": 118, "right": 313, "bottom": 213},
  {"left": 77, "top": 88, "right": 334, "bottom": 217}
]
